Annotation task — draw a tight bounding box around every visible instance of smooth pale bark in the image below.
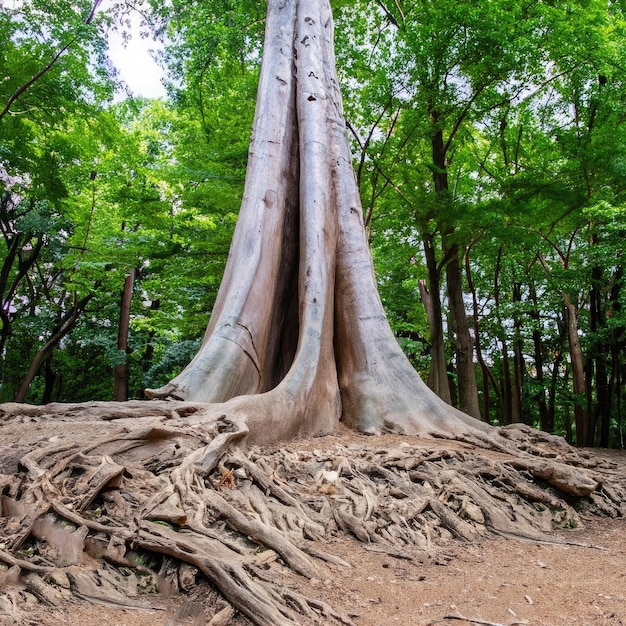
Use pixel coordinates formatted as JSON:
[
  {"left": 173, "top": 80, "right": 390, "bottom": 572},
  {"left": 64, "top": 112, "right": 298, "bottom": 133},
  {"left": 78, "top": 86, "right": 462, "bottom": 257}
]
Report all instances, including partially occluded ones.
[{"left": 147, "top": 0, "right": 490, "bottom": 444}]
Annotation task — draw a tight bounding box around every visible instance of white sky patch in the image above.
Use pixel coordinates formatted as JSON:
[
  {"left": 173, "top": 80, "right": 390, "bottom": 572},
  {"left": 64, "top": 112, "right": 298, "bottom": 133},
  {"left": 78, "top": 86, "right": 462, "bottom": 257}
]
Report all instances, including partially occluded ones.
[{"left": 102, "top": 0, "right": 167, "bottom": 99}]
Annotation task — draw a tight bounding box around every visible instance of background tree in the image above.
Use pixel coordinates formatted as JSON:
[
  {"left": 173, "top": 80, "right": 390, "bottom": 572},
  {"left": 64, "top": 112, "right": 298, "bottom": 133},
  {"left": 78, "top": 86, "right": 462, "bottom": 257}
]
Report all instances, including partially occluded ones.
[{"left": 332, "top": 0, "right": 626, "bottom": 445}]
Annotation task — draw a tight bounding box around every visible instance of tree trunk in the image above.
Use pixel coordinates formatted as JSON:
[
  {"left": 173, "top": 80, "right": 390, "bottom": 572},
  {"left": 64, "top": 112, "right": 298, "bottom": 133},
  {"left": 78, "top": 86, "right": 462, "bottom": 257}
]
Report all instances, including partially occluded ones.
[
  {"left": 146, "top": 0, "right": 488, "bottom": 444},
  {"left": 465, "top": 246, "right": 498, "bottom": 424},
  {"left": 563, "top": 292, "right": 589, "bottom": 446},
  {"left": 419, "top": 234, "right": 451, "bottom": 404},
  {"left": 41, "top": 357, "right": 60, "bottom": 403},
  {"left": 445, "top": 242, "right": 481, "bottom": 418},
  {"left": 605, "top": 265, "right": 624, "bottom": 447},
  {"left": 427, "top": 116, "right": 479, "bottom": 416},
  {"left": 529, "top": 279, "right": 550, "bottom": 432},
  {"left": 511, "top": 282, "right": 524, "bottom": 423},
  {"left": 113, "top": 269, "right": 135, "bottom": 401},
  {"left": 14, "top": 290, "right": 96, "bottom": 402},
  {"left": 494, "top": 247, "right": 512, "bottom": 424}
]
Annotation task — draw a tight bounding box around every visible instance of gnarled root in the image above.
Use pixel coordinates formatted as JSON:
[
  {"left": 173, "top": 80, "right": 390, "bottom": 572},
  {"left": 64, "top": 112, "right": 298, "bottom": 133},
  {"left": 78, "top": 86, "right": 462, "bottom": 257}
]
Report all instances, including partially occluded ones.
[{"left": 1, "top": 404, "right": 624, "bottom": 625}]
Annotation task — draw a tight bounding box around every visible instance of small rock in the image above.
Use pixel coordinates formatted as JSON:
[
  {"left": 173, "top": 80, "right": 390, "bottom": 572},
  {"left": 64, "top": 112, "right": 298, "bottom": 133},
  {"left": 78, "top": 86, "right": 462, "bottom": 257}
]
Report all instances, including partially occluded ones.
[{"left": 233, "top": 467, "right": 247, "bottom": 479}]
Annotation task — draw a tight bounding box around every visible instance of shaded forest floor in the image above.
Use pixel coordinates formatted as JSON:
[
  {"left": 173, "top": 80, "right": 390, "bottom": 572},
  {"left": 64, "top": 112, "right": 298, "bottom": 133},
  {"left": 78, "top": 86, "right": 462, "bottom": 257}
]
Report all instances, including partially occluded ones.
[{"left": 1, "top": 413, "right": 625, "bottom": 626}]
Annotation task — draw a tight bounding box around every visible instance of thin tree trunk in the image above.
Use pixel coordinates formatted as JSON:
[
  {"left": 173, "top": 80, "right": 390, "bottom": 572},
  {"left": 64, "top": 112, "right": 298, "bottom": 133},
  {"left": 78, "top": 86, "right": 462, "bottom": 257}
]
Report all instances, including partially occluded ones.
[
  {"left": 419, "top": 234, "right": 451, "bottom": 404},
  {"left": 446, "top": 243, "right": 480, "bottom": 418},
  {"left": 548, "top": 350, "right": 563, "bottom": 437},
  {"left": 465, "top": 246, "right": 497, "bottom": 424},
  {"left": 605, "top": 266, "right": 624, "bottom": 447},
  {"left": 15, "top": 290, "right": 96, "bottom": 402},
  {"left": 0, "top": 232, "right": 44, "bottom": 354},
  {"left": 529, "top": 279, "right": 549, "bottom": 431},
  {"left": 562, "top": 292, "right": 589, "bottom": 446},
  {"left": 494, "top": 247, "right": 512, "bottom": 424},
  {"left": 548, "top": 311, "right": 568, "bottom": 439},
  {"left": 41, "top": 357, "right": 60, "bottom": 403},
  {"left": 563, "top": 359, "right": 573, "bottom": 444},
  {"left": 113, "top": 269, "right": 136, "bottom": 401},
  {"left": 428, "top": 117, "right": 479, "bottom": 415},
  {"left": 511, "top": 282, "right": 524, "bottom": 423}
]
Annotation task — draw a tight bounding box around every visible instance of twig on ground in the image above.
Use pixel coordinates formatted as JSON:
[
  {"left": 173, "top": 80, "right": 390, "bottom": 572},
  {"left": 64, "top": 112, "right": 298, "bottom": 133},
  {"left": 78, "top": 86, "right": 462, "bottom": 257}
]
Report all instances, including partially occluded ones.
[{"left": 443, "top": 614, "right": 507, "bottom": 626}]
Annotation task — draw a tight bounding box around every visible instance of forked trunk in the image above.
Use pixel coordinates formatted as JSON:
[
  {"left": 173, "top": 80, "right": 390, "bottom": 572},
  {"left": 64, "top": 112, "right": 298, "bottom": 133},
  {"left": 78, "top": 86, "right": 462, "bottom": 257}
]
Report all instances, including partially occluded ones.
[{"left": 146, "top": 0, "right": 489, "bottom": 443}]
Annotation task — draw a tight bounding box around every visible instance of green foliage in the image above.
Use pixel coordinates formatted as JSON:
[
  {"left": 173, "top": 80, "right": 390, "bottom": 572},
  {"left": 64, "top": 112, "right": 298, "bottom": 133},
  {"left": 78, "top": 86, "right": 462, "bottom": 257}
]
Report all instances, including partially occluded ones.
[{"left": 330, "top": 0, "right": 626, "bottom": 444}]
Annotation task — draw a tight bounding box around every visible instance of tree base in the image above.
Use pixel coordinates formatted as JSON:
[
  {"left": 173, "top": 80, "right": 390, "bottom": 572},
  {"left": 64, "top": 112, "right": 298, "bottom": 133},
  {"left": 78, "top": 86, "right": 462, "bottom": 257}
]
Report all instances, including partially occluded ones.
[{"left": 1, "top": 402, "right": 624, "bottom": 625}]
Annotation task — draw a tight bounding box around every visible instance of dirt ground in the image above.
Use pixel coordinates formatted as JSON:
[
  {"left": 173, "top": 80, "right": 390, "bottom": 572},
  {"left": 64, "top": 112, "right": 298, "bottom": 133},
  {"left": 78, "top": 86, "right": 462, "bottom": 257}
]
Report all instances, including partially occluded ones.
[{"left": 5, "top": 446, "right": 624, "bottom": 626}]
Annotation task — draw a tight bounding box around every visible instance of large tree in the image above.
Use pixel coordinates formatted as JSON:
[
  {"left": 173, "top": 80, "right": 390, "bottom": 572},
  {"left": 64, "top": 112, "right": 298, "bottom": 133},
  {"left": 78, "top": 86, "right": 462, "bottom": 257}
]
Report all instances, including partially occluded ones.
[
  {"left": 1, "top": 2, "right": 623, "bottom": 625},
  {"left": 145, "top": 0, "right": 488, "bottom": 444}
]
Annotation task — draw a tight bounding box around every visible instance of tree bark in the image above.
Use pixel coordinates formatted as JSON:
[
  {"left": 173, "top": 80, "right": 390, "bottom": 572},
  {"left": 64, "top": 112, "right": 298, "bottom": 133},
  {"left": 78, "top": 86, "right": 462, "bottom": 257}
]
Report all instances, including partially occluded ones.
[
  {"left": 146, "top": 0, "right": 489, "bottom": 444},
  {"left": 445, "top": 242, "right": 481, "bottom": 418},
  {"left": 511, "top": 282, "right": 524, "bottom": 423},
  {"left": 562, "top": 292, "right": 589, "bottom": 446},
  {"left": 14, "top": 290, "right": 96, "bottom": 402},
  {"left": 529, "top": 279, "right": 550, "bottom": 432},
  {"left": 428, "top": 117, "right": 480, "bottom": 418},
  {"left": 465, "top": 246, "right": 498, "bottom": 424},
  {"left": 419, "top": 235, "right": 451, "bottom": 404},
  {"left": 606, "top": 267, "right": 624, "bottom": 447},
  {"left": 113, "top": 269, "right": 135, "bottom": 402},
  {"left": 494, "top": 247, "right": 513, "bottom": 425}
]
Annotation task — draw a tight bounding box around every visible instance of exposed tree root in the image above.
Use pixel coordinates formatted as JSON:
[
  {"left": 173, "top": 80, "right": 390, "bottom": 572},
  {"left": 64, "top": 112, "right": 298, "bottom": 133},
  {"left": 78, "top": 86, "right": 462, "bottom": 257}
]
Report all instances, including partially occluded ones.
[{"left": 1, "top": 403, "right": 624, "bottom": 625}]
